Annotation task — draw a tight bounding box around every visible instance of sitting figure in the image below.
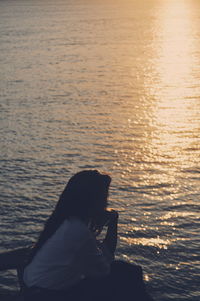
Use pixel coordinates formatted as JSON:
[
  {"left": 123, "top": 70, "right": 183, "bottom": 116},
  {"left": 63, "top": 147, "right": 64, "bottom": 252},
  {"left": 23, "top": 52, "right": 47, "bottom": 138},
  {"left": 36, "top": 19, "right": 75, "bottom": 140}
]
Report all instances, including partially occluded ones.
[{"left": 23, "top": 170, "right": 154, "bottom": 301}]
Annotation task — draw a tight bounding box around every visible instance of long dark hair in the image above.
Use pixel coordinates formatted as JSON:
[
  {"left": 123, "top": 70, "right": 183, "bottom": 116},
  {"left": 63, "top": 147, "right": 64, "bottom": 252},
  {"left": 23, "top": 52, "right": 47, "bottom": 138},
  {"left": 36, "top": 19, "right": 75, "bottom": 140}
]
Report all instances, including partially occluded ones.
[{"left": 27, "top": 170, "right": 111, "bottom": 264}]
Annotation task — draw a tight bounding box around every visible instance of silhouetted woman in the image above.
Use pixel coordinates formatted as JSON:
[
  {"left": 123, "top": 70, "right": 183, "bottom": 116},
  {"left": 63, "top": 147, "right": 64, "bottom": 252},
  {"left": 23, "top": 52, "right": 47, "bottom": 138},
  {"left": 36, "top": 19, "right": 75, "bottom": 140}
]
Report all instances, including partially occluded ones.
[{"left": 23, "top": 170, "right": 153, "bottom": 301}]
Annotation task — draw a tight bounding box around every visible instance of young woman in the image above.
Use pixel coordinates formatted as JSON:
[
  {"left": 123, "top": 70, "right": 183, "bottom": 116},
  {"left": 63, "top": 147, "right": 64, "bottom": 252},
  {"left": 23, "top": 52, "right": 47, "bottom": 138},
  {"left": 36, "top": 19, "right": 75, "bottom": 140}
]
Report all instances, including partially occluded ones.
[{"left": 23, "top": 170, "right": 153, "bottom": 301}]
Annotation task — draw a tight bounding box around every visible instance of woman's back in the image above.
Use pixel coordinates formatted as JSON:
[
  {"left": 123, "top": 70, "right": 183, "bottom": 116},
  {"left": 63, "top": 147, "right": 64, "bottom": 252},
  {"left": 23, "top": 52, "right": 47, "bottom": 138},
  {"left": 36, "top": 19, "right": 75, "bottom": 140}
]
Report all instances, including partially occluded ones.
[{"left": 23, "top": 217, "right": 111, "bottom": 290}]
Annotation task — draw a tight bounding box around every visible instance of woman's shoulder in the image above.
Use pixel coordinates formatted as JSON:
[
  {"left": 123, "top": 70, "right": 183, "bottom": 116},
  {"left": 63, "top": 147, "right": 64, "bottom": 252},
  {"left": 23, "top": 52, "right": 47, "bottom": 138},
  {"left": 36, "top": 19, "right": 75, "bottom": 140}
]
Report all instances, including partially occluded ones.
[{"left": 61, "top": 217, "right": 92, "bottom": 240}]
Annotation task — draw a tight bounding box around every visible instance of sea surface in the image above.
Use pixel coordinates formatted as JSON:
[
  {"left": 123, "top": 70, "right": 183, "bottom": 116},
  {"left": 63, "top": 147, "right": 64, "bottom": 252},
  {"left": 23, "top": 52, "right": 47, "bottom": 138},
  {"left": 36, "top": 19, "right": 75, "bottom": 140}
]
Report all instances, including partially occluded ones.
[{"left": 0, "top": 0, "right": 200, "bottom": 300}]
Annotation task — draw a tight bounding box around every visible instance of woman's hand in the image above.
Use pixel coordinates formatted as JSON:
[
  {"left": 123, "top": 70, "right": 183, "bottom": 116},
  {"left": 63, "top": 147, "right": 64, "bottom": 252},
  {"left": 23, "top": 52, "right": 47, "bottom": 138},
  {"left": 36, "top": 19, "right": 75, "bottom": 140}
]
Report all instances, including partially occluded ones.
[
  {"left": 105, "top": 209, "right": 119, "bottom": 225},
  {"left": 89, "top": 209, "right": 119, "bottom": 236},
  {"left": 103, "top": 209, "right": 118, "bottom": 255}
]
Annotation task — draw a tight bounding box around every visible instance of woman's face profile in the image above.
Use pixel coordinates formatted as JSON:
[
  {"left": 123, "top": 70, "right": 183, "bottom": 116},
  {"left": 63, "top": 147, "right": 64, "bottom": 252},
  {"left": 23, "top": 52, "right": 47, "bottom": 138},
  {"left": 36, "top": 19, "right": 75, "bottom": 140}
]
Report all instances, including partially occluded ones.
[{"left": 92, "top": 171, "right": 111, "bottom": 215}]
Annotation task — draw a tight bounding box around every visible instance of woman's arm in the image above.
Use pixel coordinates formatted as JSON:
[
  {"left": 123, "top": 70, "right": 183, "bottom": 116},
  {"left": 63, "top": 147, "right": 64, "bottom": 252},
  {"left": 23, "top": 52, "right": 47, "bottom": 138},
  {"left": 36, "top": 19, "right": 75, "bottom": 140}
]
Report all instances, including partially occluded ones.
[
  {"left": 89, "top": 210, "right": 119, "bottom": 256},
  {"left": 103, "top": 210, "right": 118, "bottom": 256},
  {"left": 78, "top": 211, "right": 118, "bottom": 278}
]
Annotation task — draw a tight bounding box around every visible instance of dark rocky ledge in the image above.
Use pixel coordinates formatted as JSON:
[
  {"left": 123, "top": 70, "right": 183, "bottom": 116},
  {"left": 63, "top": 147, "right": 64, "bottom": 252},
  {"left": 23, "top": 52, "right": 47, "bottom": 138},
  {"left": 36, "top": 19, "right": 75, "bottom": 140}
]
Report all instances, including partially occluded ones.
[
  {"left": 0, "top": 247, "right": 32, "bottom": 301},
  {"left": 0, "top": 247, "right": 154, "bottom": 301}
]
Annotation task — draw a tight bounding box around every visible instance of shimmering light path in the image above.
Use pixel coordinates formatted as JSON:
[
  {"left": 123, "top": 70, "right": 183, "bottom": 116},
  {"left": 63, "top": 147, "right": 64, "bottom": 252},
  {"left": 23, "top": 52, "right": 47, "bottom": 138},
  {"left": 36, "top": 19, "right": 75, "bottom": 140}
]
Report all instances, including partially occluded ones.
[{"left": 0, "top": 1, "right": 200, "bottom": 300}]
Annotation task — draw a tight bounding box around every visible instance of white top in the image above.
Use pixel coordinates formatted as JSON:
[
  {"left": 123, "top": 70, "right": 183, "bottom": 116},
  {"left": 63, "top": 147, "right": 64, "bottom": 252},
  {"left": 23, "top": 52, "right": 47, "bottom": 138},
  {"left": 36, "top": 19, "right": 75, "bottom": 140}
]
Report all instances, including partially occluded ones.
[{"left": 23, "top": 217, "right": 113, "bottom": 290}]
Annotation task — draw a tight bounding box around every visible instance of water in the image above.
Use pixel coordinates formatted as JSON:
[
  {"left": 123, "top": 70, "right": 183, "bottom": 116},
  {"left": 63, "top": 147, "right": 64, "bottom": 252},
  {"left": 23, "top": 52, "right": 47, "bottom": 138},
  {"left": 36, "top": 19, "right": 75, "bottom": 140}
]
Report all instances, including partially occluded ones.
[{"left": 0, "top": 0, "right": 200, "bottom": 299}]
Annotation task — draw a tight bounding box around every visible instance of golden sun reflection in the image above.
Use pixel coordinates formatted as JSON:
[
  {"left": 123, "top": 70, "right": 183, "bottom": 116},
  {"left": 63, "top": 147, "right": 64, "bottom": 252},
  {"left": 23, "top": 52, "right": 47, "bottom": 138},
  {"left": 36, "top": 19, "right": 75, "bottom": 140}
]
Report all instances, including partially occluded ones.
[
  {"left": 147, "top": 0, "right": 199, "bottom": 171},
  {"left": 121, "top": 235, "right": 191, "bottom": 250},
  {"left": 159, "top": 211, "right": 199, "bottom": 220},
  {"left": 155, "top": 0, "right": 194, "bottom": 94},
  {"left": 121, "top": 236, "right": 171, "bottom": 249}
]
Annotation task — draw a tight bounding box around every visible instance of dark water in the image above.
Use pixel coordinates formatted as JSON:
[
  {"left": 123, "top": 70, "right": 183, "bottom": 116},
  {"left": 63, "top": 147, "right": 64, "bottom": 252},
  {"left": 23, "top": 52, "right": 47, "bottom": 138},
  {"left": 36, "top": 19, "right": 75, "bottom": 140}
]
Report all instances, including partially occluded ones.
[{"left": 0, "top": 0, "right": 200, "bottom": 300}]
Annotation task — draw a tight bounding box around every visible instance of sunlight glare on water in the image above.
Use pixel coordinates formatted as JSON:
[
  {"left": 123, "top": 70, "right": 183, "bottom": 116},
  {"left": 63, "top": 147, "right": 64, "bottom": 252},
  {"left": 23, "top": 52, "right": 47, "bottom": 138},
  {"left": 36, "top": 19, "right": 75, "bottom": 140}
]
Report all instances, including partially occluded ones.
[
  {"left": 0, "top": 0, "right": 200, "bottom": 300},
  {"left": 118, "top": 0, "right": 200, "bottom": 188}
]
